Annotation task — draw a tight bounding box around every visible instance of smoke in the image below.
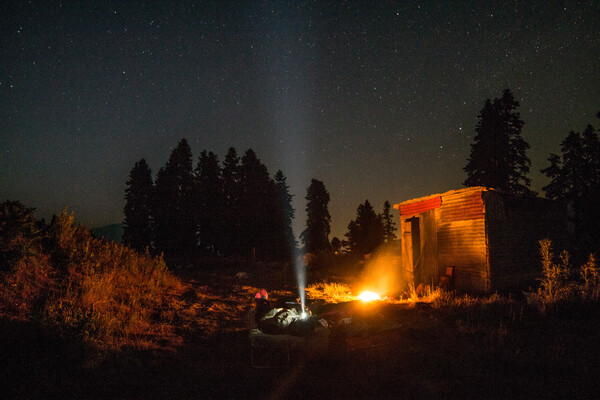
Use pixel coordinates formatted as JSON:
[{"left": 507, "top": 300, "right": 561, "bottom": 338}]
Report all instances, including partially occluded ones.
[{"left": 357, "top": 246, "right": 406, "bottom": 296}]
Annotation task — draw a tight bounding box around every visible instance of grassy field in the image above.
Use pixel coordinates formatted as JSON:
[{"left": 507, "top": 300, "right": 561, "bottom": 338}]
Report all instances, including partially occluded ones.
[{"left": 2, "top": 261, "right": 600, "bottom": 400}]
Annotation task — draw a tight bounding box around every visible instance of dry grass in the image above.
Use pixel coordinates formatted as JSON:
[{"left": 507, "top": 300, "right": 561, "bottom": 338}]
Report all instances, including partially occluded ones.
[
  {"left": 396, "top": 282, "right": 444, "bottom": 304},
  {"left": 1, "top": 210, "right": 184, "bottom": 349},
  {"left": 4, "top": 237, "right": 600, "bottom": 399},
  {"left": 305, "top": 281, "right": 356, "bottom": 303},
  {"left": 306, "top": 280, "right": 449, "bottom": 306},
  {"left": 580, "top": 253, "right": 600, "bottom": 299},
  {"left": 171, "top": 264, "right": 297, "bottom": 338},
  {"left": 528, "top": 239, "right": 600, "bottom": 311}
]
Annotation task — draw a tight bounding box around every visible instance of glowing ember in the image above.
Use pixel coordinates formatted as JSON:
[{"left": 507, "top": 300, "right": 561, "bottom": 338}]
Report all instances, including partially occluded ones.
[{"left": 358, "top": 291, "right": 380, "bottom": 302}]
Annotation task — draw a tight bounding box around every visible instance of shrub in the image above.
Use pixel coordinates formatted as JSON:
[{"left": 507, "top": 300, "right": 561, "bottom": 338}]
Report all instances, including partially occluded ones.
[
  {"left": 1, "top": 250, "right": 56, "bottom": 318},
  {"left": 1, "top": 208, "right": 183, "bottom": 349},
  {"left": 580, "top": 253, "right": 600, "bottom": 300},
  {"left": 403, "top": 282, "right": 443, "bottom": 304},
  {"left": 0, "top": 201, "right": 41, "bottom": 268},
  {"left": 532, "top": 239, "right": 599, "bottom": 310},
  {"left": 537, "top": 239, "right": 571, "bottom": 303}
]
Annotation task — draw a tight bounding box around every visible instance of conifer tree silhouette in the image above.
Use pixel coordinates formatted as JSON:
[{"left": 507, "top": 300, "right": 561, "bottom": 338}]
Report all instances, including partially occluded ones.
[
  {"left": 301, "top": 179, "right": 331, "bottom": 253},
  {"left": 123, "top": 159, "right": 153, "bottom": 252},
  {"left": 464, "top": 89, "right": 535, "bottom": 195},
  {"left": 153, "top": 139, "right": 196, "bottom": 256}
]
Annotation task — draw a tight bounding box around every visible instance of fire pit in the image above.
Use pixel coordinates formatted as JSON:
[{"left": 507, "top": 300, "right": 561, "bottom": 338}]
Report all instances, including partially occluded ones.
[{"left": 357, "top": 291, "right": 381, "bottom": 302}]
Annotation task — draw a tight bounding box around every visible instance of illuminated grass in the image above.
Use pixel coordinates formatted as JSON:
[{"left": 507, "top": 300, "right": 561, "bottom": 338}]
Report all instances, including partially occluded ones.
[
  {"left": 305, "top": 281, "right": 356, "bottom": 303},
  {"left": 1, "top": 210, "right": 184, "bottom": 350}
]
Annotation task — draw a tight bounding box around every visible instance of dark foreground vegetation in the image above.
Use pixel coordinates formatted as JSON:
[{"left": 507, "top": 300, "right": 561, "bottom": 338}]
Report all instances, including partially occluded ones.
[
  {"left": 0, "top": 201, "right": 183, "bottom": 350},
  {"left": 3, "top": 268, "right": 600, "bottom": 399},
  {"left": 2, "top": 201, "right": 600, "bottom": 399}
]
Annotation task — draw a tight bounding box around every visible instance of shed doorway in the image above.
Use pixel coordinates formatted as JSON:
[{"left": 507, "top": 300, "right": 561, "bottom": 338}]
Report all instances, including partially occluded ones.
[
  {"left": 407, "top": 217, "right": 423, "bottom": 286},
  {"left": 403, "top": 211, "right": 439, "bottom": 288}
]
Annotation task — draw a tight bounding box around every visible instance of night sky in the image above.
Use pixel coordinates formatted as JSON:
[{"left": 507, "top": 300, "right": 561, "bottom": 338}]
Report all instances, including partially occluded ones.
[{"left": 2, "top": 1, "right": 599, "bottom": 240}]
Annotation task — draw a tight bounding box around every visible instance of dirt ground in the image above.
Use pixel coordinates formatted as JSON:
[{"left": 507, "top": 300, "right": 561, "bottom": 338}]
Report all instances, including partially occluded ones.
[{"left": 2, "top": 264, "right": 600, "bottom": 399}]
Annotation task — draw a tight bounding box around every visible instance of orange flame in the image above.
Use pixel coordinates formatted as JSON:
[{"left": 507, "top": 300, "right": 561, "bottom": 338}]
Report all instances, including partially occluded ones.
[{"left": 358, "top": 291, "right": 381, "bottom": 302}]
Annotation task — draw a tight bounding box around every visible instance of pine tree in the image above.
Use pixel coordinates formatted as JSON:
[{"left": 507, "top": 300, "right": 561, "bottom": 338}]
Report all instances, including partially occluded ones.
[
  {"left": 222, "top": 147, "right": 241, "bottom": 255},
  {"left": 0, "top": 200, "right": 40, "bottom": 267},
  {"left": 345, "top": 219, "right": 359, "bottom": 255},
  {"left": 381, "top": 200, "right": 397, "bottom": 244},
  {"left": 194, "top": 150, "right": 224, "bottom": 255},
  {"left": 123, "top": 159, "right": 153, "bottom": 253},
  {"left": 582, "top": 124, "right": 600, "bottom": 188},
  {"left": 464, "top": 89, "right": 535, "bottom": 195},
  {"left": 238, "top": 149, "right": 277, "bottom": 259},
  {"left": 542, "top": 121, "right": 600, "bottom": 253},
  {"left": 272, "top": 170, "right": 296, "bottom": 262},
  {"left": 344, "top": 200, "right": 385, "bottom": 256},
  {"left": 300, "top": 179, "right": 331, "bottom": 253},
  {"left": 541, "top": 153, "right": 565, "bottom": 201},
  {"left": 153, "top": 139, "right": 196, "bottom": 256},
  {"left": 542, "top": 127, "right": 599, "bottom": 202}
]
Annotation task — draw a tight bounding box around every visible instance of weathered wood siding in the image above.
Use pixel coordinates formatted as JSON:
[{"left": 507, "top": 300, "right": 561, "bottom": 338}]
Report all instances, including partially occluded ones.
[
  {"left": 396, "top": 186, "right": 566, "bottom": 292},
  {"left": 484, "top": 191, "right": 567, "bottom": 290},
  {"left": 437, "top": 189, "right": 489, "bottom": 291}
]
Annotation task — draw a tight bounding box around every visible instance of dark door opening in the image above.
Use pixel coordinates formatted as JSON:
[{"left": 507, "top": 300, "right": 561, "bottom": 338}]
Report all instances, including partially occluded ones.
[{"left": 408, "top": 217, "right": 422, "bottom": 286}]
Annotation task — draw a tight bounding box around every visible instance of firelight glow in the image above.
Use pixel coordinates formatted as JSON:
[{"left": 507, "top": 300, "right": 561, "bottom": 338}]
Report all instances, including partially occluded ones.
[{"left": 358, "top": 291, "right": 381, "bottom": 302}]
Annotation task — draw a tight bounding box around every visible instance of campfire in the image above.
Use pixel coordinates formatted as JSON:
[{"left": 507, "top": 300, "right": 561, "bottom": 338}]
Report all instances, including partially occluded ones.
[{"left": 357, "top": 291, "right": 381, "bottom": 302}]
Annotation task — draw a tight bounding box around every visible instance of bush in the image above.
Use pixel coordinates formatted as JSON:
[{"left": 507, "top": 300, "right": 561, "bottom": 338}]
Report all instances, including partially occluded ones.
[
  {"left": 580, "top": 253, "right": 600, "bottom": 300},
  {"left": 1, "top": 207, "right": 183, "bottom": 349},
  {"left": 538, "top": 239, "right": 571, "bottom": 302},
  {"left": 1, "top": 250, "right": 55, "bottom": 318},
  {"left": 532, "top": 239, "right": 600, "bottom": 310},
  {"left": 0, "top": 201, "right": 41, "bottom": 268}
]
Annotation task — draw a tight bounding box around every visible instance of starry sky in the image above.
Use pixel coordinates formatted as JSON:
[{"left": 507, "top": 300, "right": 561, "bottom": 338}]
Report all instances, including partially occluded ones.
[{"left": 1, "top": 1, "right": 599, "bottom": 240}]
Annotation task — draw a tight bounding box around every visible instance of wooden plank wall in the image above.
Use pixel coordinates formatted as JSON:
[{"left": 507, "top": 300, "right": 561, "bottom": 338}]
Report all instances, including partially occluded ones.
[
  {"left": 485, "top": 191, "right": 567, "bottom": 290},
  {"left": 437, "top": 189, "right": 489, "bottom": 291}
]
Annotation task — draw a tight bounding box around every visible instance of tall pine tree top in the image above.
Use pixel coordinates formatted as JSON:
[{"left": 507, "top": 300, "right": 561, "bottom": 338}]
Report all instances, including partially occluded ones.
[
  {"left": 381, "top": 200, "right": 397, "bottom": 244},
  {"left": 123, "top": 158, "right": 153, "bottom": 252},
  {"left": 301, "top": 179, "right": 331, "bottom": 253},
  {"left": 542, "top": 118, "right": 600, "bottom": 255},
  {"left": 153, "top": 138, "right": 196, "bottom": 255},
  {"left": 345, "top": 199, "right": 384, "bottom": 256},
  {"left": 194, "top": 150, "right": 224, "bottom": 254},
  {"left": 238, "top": 149, "right": 277, "bottom": 259},
  {"left": 464, "top": 89, "right": 535, "bottom": 196},
  {"left": 272, "top": 170, "right": 296, "bottom": 262}
]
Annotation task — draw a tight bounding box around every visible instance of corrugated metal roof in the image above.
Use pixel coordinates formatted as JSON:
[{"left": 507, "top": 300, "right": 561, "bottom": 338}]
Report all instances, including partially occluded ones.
[
  {"left": 393, "top": 186, "right": 492, "bottom": 211},
  {"left": 399, "top": 196, "right": 441, "bottom": 216}
]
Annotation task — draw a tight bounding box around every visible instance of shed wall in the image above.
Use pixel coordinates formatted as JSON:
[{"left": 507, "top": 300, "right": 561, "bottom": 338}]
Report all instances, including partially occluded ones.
[
  {"left": 484, "top": 191, "right": 567, "bottom": 290},
  {"left": 397, "top": 187, "right": 566, "bottom": 292},
  {"left": 437, "top": 189, "right": 489, "bottom": 291}
]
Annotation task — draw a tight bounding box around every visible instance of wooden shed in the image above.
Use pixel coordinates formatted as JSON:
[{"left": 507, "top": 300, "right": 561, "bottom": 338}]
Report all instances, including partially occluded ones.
[{"left": 393, "top": 187, "right": 566, "bottom": 292}]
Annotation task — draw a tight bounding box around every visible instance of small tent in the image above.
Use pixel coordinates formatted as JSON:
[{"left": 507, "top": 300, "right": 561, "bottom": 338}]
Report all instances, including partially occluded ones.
[{"left": 394, "top": 187, "right": 566, "bottom": 292}]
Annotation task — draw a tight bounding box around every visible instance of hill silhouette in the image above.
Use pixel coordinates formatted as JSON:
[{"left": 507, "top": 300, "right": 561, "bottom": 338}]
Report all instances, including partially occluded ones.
[{"left": 90, "top": 223, "right": 124, "bottom": 243}]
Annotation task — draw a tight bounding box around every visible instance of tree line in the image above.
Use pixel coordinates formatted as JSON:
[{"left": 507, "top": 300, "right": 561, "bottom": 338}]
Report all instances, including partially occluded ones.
[
  {"left": 301, "top": 181, "right": 398, "bottom": 258},
  {"left": 124, "top": 141, "right": 295, "bottom": 262},
  {"left": 463, "top": 89, "right": 600, "bottom": 255},
  {"left": 123, "top": 142, "right": 398, "bottom": 262},
  {"left": 124, "top": 89, "right": 599, "bottom": 262}
]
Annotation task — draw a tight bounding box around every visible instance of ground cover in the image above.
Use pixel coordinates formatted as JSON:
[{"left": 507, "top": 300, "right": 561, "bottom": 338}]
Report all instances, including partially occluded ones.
[{"left": 2, "top": 262, "right": 600, "bottom": 399}]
